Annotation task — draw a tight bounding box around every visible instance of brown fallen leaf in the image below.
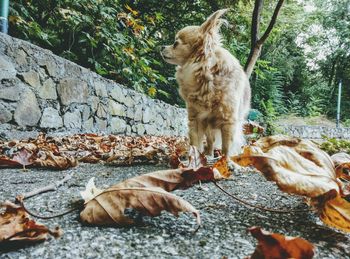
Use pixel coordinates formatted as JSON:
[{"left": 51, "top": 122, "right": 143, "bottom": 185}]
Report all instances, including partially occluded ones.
[
  {"left": 313, "top": 189, "right": 350, "bottom": 232},
  {"left": 35, "top": 151, "right": 77, "bottom": 170},
  {"left": 80, "top": 184, "right": 201, "bottom": 227},
  {"left": 243, "top": 121, "right": 265, "bottom": 135},
  {"left": 232, "top": 135, "right": 339, "bottom": 198},
  {"left": 12, "top": 148, "right": 35, "bottom": 170},
  {"left": 111, "top": 168, "right": 214, "bottom": 192},
  {"left": 248, "top": 226, "right": 315, "bottom": 259},
  {"left": 331, "top": 152, "right": 350, "bottom": 180},
  {"left": 0, "top": 155, "right": 22, "bottom": 168},
  {"left": 232, "top": 135, "right": 350, "bottom": 233},
  {"left": 0, "top": 201, "right": 62, "bottom": 245},
  {"left": 212, "top": 156, "right": 231, "bottom": 179}
]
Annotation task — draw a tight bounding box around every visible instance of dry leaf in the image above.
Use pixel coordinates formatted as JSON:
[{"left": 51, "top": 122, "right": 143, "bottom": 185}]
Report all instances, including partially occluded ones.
[
  {"left": 331, "top": 152, "right": 350, "bottom": 180},
  {"left": 115, "top": 168, "right": 214, "bottom": 191},
  {"left": 0, "top": 156, "right": 22, "bottom": 168},
  {"left": 0, "top": 201, "right": 62, "bottom": 245},
  {"left": 212, "top": 156, "right": 231, "bottom": 179},
  {"left": 313, "top": 189, "right": 350, "bottom": 232},
  {"left": 80, "top": 184, "right": 200, "bottom": 227},
  {"left": 12, "top": 148, "right": 35, "bottom": 169},
  {"left": 243, "top": 121, "right": 265, "bottom": 135},
  {"left": 248, "top": 226, "right": 314, "bottom": 259},
  {"left": 232, "top": 135, "right": 339, "bottom": 198}
]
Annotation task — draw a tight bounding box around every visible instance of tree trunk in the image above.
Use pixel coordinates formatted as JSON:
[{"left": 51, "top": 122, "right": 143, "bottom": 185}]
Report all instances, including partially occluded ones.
[{"left": 245, "top": 43, "right": 262, "bottom": 78}]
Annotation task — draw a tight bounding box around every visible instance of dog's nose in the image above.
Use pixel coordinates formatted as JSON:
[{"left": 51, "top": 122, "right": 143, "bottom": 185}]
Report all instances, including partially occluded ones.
[{"left": 160, "top": 45, "right": 166, "bottom": 52}]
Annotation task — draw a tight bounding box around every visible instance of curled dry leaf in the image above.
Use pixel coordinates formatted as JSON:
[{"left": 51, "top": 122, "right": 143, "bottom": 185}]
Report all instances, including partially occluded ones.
[
  {"left": 331, "top": 152, "right": 350, "bottom": 180},
  {"left": 248, "top": 226, "right": 314, "bottom": 259},
  {"left": 0, "top": 201, "right": 62, "bottom": 245},
  {"left": 80, "top": 184, "right": 201, "bottom": 227},
  {"left": 0, "top": 155, "right": 22, "bottom": 168},
  {"left": 12, "top": 148, "right": 35, "bottom": 169},
  {"left": 35, "top": 151, "right": 77, "bottom": 170},
  {"left": 79, "top": 168, "right": 212, "bottom": 227},
  {"left": 112, "top": 168, "right": 214, "bottom": 192},
  {"left": 312, "top": 189, "right": 350, "bottom": 232},
  {"left": 212, "top": 156, "right": 231, "bottom": 179},
  {"left": 232, "top": 135, "right": 339, "bottom": 198}
]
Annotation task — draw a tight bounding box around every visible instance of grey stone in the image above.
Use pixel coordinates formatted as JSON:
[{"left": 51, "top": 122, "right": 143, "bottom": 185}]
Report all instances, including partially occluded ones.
[
  {"left": 40, "top": 107, "right": 62, "bottom": 128},
  {"left": 0, "top": 55, "right": 16, "bottom": 79},
  {"left": 14, "top": 90, "right": 41, "bottom": 126},
  {"left": 144, "top": 124, "right": 157, "bottom": 135},
  {"left": 44, "top": 60, "right": 58, "bottom": 77},
  {"left": 135, "top": 124, "right": 145, "bottom": 135},
  {"left": 108, "top": 100, "right": 125, "bottom": 116},
  {"left": 134, "top": 105, "right": 143, "bottom": 121},
  {"left": 64, "top": 110, "right": 82, "bottom": 129},
  {"left": 143, "top": 107, "right": 152, "bottom": 123},
  {"left": 126, "top": 107, "right": 135, "bottom": 119},
  {"left": 82, "top": 106, "right": 91, "bottom": 121},
  {"left": 14, "top": 49, "right": 27, "bottom": 66},
  {"left": 155, "top": 114, "right": 164, "bottom": 126},
  {"left": 0, "top": 86, "right": 22, "bottom": 101},
  {"left": 94, "top": 82, "right": 108, "bottom": 97},
  {"left": 90, "top": 96, "right": 99, "bottom": 113},
  {"left": 95, "top": 117, "right": 107, "bottom": 131},
  {"left": 57, "top": 78, "right": 88, "bottom": 105},
  {"left": 0, "top": 103, "right": 12, "bottom": 123},
  {"left": 83, "top": 117, "right": 94, "bottom": 131},
  {"left": 123, "top": 96, "right": 135, "bottom": 108},
  {"left": 110, "top": 117, "right": 127, "bottom": 134},
  {"left": 38, "top": 78, "right": 57, "bottom": 99},
  {"left": 20, "top": 71, "right": 40, "bottom": 87},
  {"left": 109, "top": 86, "right": 124, "bottom": 101},
  {"left": 126, "top": 125, "right": 132, "bottom": 135},
  {"left": 96, "top": 103, "right": 108, "bottom": 118}
]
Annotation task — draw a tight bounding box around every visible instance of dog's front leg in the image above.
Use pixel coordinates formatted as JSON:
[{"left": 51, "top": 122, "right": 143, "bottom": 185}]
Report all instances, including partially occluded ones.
[
  {"left": 221, "top": 122, "right": 234, "bottom": 156},
  {"left": 188, "top": 118, "right": 205, "bottom": 152}
]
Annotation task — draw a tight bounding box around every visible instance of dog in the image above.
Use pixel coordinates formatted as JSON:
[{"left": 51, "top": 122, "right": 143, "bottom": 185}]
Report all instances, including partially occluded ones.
[{"left": 161, "top": 9, "right": 251, "bottom": 156}]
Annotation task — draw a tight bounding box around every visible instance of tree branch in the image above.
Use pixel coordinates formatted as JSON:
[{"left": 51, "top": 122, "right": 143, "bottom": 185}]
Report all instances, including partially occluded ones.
[
  {"left": 19, "top": 173, "right": 74, "bottom": 200},
  {"left": 258, "top": 0, "right": 285, "bottom": 44},
  {"left": 251, "top": 0, "right": 264, "bottom": 46}
]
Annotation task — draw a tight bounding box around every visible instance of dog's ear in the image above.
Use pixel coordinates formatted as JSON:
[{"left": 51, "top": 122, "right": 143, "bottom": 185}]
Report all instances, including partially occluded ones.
[{"left": 199, "top": 9, "right": 228, "bottom": 35}]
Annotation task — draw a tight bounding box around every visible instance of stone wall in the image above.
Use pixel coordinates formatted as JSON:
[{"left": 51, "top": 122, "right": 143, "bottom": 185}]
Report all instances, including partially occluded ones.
[
  {"left": 0, "top": 33, "right": 187, "bottom": 139},
  {"left": 280, "top": 125, "right": 350, "bottom": 139}
]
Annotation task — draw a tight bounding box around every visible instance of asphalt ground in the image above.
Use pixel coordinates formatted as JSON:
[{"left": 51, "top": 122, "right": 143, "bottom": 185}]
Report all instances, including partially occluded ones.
[{"left": 1, "top": 163, "right": 349, "bottom": 258}]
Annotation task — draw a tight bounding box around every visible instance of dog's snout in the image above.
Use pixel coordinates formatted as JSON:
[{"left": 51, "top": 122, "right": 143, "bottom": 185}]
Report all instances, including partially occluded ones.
[{"left": 161, "top": 45, "right": 166, "bottom": 52}]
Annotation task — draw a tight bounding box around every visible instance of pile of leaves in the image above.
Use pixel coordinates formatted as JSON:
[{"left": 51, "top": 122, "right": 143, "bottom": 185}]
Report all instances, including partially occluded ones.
[
  {"left": 232, "top": 135, "right": 350, "bottom": 233},
  {"left": 0, "top": 133, "right": 188, "bottom": 170}
]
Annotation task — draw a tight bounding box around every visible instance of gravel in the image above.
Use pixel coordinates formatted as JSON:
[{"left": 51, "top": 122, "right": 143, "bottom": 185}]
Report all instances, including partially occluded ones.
[{"left": 1, "top": 163, "right": 350, "bottom": 258}]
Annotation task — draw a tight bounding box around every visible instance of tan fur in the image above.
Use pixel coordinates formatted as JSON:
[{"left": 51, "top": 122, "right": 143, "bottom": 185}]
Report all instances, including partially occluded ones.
[{"left": 161, "top": 9, "right": 251, "bottom": 155}]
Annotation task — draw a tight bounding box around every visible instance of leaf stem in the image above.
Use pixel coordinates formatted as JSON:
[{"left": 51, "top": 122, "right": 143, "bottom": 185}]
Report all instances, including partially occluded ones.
[{"left": 212, "top": 181, "right": 310, "bottom": 213}]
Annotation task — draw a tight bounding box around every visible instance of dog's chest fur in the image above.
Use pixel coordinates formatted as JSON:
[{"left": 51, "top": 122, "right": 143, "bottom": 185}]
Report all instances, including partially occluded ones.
[{"left": 176, "top": 62, "right": 232, "bottom": 123}]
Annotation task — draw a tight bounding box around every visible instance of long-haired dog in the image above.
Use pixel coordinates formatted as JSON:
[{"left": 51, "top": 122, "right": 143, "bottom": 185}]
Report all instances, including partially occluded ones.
[{"left": 161, "top": 9, "right": 251, "bottom": 156}]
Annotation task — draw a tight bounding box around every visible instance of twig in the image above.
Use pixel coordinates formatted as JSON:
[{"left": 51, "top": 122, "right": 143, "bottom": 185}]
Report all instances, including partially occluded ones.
[
  {"left": 17, "top": 198, "right": 81, "bottom": 219},
  {"left": 212, "top": 181, "right": 311, "bottom": 213},
  {"left": 19, "top": 173, "right": 74, "bottom": 200}
]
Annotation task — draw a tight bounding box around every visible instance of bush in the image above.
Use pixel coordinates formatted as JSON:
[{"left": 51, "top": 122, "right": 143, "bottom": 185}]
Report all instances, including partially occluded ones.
[{"left": 10, "top": 0, "right": 168, "bottom": 100}]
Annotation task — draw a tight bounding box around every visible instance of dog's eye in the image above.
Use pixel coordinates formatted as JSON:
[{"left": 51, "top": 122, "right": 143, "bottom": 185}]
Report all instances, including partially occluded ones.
[{"left": 173, "top": 41, "right": 179, "bottom": 48}]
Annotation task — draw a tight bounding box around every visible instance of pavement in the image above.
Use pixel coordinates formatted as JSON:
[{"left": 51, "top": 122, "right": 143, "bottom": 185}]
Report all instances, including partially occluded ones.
[{"left": 0, "top": 163, "right": 349, "bottom": 258}]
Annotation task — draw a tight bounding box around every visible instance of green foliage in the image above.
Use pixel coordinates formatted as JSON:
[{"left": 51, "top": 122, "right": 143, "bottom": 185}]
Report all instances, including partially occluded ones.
[
  {"left": 10, "top": 0, "right": 168, "bottom": 100},
  {"left": 320, "top": 136, "right": 350, "bottom": 155}
]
